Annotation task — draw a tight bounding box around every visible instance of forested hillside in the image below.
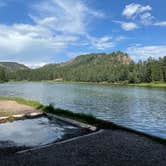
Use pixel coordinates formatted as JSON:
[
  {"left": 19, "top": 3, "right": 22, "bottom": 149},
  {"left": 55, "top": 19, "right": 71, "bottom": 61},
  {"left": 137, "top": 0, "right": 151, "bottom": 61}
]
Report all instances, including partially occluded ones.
[
  {"left": 0, "top": 51, "right": 166, "bottom": 83},
  {"left": 0, "top": 62, "right": 29, "bottom": 72},
  {"left": 0, "top": 66, "right": 7, "bottom": 82},
  {"left": 0, "top": 62, "right": 30, "bottom": 82}
]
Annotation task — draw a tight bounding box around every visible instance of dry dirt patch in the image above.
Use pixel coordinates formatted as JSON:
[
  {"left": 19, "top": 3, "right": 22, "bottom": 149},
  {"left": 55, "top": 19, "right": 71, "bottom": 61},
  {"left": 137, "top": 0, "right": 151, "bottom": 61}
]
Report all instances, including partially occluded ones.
[{"left": 0, "top": 100, "right": 40, "bottom": 117}]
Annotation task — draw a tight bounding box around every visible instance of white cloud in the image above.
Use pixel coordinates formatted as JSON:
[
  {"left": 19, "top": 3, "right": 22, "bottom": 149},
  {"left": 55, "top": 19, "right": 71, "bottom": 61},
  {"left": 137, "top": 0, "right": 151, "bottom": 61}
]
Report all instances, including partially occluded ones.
[
  {"left": 0, "top": 23, "right": 76, "bottom": 61},
  {"left": 140, "top": 12, "right": 154, "bottom": 25},
  {"left": 121, "top": 22, "right": 138, "bottom": 31},
  {"left": 0, "top": 0, "right": 105, "bottom": 66},
  {"left": 121, "top": 3, "right": 166, "bottom": 28},
  {"left": 86, "top": 35, "right": 115, "bottom": 50},
  {"left": 127, "top": 45, "right": 166, "bottom": 61},
  {"left": 114, "top": 21, "right": 138, "bottom": 31},
  {"left": 122, "top": 3, "right": 152, "bottom": 19},
  {"left": 154, "top": 21, "right": 166, "bottom": 27},
  {"left": 120, "top": 3, "right": 166, "bottom": 29},
  {"left": 31, "top": 0, "right": 104, "bottom": 34}
]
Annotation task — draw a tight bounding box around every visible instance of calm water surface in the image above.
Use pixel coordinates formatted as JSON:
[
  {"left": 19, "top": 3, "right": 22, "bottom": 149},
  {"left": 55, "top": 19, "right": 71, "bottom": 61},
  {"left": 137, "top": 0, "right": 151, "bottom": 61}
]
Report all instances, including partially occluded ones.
[
  {"left": 0, "top": 82, "right": 166, "bottom": 138},
  {"left": 0, "top": 117, "right": 78, "bottom": 147}
]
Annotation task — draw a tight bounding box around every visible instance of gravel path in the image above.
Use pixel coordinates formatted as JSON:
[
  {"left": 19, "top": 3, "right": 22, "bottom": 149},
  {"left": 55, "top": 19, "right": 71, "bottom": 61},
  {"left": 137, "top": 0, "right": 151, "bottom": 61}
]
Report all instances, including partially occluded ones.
[
  {"left": 0, "top": 100, "right": 39, "bottom": 116},
  {"left": 0, "top": 129, "right": 165, "bottom": 166}
]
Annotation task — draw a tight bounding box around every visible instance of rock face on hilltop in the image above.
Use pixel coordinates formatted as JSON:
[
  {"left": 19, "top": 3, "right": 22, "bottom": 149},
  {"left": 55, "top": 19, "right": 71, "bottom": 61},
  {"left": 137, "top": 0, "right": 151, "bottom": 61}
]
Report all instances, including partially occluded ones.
[{"left": 61, "top": 51, "right": 132, "bottom": 67}]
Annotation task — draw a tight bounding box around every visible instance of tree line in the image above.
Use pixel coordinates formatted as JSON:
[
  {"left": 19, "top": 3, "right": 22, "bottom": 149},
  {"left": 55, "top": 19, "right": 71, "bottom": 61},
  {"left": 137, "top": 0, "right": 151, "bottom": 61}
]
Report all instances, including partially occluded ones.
[{"left": 0, "top": 52, "right": 166, "bottom": 83}]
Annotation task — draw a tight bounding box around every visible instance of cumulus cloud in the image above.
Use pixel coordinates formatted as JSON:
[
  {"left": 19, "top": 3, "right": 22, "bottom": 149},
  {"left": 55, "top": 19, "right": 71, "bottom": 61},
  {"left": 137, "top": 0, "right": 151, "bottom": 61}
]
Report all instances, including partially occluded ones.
[
  {"left": 115, "top": 3, "right": 153, "bottom": 30},
  {"left": 113, "top": 21, "right": 138, "bottom": 31},
  {"left": 122, "top": 3, "right": 154, "bottom": 26},
  {"left": 127, "top": 45, "right": 166, "bottom": 61},
  {"left": 121, "top": 22, "right": 138, "bottom": 31},
  {"left": 119, "top": 3, "right": 166, "bottom": 29},
  {"left": 122, "top": 3, "right": 152, "bottom": 19},
  {"left": 140, "top": 12, "right": 154, "bottom": 25}
]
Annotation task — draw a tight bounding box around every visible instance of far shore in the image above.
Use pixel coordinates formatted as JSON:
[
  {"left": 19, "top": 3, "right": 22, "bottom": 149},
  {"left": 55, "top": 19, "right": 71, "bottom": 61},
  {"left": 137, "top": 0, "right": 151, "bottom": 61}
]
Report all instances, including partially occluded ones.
[{"left": 3, "top": 80, "right": 166, "bottom": 88}]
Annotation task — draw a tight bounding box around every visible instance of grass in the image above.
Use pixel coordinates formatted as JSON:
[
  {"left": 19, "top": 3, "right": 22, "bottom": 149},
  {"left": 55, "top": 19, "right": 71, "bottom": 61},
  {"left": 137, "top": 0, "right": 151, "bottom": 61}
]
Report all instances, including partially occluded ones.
[
  {"left": 42, "top": 80, "right": 166, "bottom": 88},
  {"left": 128, "top": 82, "right": 166, "bottom": 88},
  {"left": 0, "top": 96, "right": 43, "bottom": 109}
]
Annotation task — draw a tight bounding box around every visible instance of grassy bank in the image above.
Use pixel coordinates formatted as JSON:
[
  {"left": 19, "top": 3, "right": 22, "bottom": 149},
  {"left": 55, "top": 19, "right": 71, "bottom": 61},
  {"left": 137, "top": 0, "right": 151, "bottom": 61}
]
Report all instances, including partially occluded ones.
[
  {"left": 128, "top": 82, "right": 166, "bottom": 88},
  {"left": 61, "top": 81, "right": 166, "bottom": 88},
  {"left": 38, "top": 80, "right": 166, "bottom": 88}
]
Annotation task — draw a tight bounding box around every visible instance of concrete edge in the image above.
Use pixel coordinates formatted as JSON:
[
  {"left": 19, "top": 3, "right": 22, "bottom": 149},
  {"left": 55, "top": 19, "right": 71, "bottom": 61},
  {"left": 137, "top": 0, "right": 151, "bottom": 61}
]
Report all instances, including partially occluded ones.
[
  {"left": 45, "top": 113, "right": 97, "bottom": 131},
  {"left": 46, "top": 113, "right": 166, "bottom": 144},
  {"left": 16, "top": 129, "right": 104, "bottom": 154},
  {"left": 0, "top": 112, "right": 97, "bottom": 132},
  {"left": 0, "top": 111, "right": 99, "bottom": 155},
  {"left": 0, "top": 112, "right": 44, "bottom": 123}
]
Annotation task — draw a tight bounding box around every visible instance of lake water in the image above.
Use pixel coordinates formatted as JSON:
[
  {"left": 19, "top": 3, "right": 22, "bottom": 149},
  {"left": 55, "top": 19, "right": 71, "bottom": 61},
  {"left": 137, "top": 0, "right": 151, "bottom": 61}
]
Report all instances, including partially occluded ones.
[
  {"left": 0, "top": 116, "right": 79, "bottom": 148},
  {"left": 0, "top": 82, "right": 166, "bottom": 139}
]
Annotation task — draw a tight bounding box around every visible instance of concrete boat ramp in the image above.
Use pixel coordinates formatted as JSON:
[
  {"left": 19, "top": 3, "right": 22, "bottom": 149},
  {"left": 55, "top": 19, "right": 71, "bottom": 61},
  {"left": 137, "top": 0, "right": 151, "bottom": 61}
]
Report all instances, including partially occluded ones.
[
  {"left": 0, "top": 128, "right": 165, "bottom": 166},
  {"left": 0, "top": 100, "right": 165, "bottom": 166}
]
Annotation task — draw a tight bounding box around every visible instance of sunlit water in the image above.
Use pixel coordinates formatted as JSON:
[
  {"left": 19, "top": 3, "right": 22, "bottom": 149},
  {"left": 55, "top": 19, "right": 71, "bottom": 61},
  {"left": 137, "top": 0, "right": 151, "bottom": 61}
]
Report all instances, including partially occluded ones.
[
  {"left": 0, "top": 82, "right": 166, "bottom": 138},
  {"left": 0, "top": 117, "right": 78, "bottom": 148}
]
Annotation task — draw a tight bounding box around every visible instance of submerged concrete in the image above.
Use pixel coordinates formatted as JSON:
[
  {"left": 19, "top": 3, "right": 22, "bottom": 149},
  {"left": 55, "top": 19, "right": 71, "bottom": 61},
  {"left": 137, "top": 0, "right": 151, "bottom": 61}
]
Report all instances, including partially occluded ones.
[{"left": 0, "top": 129, "right": 165, "bottom": 166}]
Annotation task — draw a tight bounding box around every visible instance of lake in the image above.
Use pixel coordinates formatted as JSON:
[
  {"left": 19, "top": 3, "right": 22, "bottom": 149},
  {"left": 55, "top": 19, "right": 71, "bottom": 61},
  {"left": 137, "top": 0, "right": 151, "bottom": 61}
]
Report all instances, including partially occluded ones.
[{"left": 0, "top": 82, "right": 166, "bottom": 138}]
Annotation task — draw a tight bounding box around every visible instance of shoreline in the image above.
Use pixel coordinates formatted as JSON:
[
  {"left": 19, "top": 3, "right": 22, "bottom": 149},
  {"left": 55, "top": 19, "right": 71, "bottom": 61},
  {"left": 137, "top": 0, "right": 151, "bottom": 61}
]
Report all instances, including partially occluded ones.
[
  {"left": 0, "top": 97, "right": 166, "bottom": 165},
  {"left": 2, "top": 80, "right": 166, "bottom": 88},
  {"left": 0, "top": 97, "right": 165, "bottom": 144}
]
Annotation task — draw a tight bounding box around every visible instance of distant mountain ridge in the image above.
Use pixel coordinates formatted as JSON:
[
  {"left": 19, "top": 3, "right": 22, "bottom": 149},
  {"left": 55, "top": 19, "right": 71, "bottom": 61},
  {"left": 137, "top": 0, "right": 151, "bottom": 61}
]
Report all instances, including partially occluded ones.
[
  {"left": 0, "top": 62, "right": 29, "bottom": 72},
  {"left": 0, "top": 52, "right": 132, "bottom": 71}
]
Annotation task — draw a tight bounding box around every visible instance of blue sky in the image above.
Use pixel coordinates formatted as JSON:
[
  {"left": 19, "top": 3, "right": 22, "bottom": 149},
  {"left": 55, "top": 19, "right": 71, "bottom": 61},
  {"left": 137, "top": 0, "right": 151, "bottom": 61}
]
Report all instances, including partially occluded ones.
[{"left": 0, "top": 0, "right": 166, "bottom": 67}]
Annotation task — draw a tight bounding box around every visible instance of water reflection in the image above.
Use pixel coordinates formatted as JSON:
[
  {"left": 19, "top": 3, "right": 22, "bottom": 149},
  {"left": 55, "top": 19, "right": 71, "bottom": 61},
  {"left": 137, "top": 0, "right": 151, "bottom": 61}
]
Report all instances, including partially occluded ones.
[{"left": 0, "top": 117, "right": 78, "bottom": 147}]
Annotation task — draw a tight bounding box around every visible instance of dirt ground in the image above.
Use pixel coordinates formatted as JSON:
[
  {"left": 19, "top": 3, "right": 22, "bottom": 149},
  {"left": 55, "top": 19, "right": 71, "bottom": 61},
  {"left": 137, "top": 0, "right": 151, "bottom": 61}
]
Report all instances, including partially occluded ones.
[{"left": 0, "top": 100, "right": 40, "bottom": 116}]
